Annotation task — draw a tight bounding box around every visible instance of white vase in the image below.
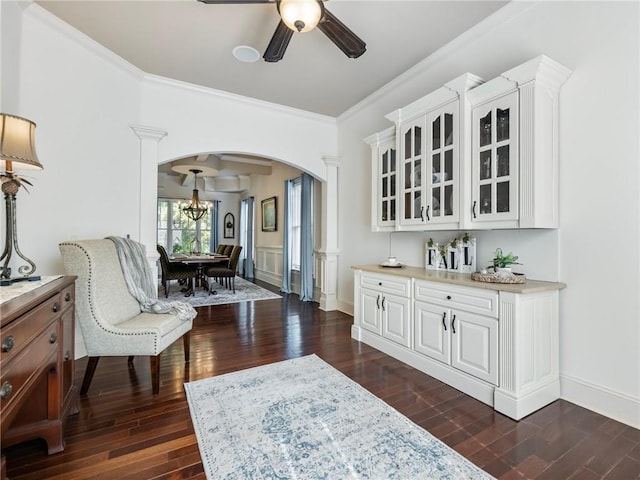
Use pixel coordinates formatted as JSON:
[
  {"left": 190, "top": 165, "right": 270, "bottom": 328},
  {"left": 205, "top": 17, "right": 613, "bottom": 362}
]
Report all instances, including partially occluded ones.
[{"left": 495, "top": 267, "right": 513, "bottom": 277}]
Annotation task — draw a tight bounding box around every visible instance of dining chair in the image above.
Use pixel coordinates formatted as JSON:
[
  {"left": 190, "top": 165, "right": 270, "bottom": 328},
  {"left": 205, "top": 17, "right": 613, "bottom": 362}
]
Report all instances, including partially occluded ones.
[
  {"left": 206, "top": 245, "right": 243, "bottom": 293},
  {"left": 157, "top": 245, "right": 198, "bottom": 297}
]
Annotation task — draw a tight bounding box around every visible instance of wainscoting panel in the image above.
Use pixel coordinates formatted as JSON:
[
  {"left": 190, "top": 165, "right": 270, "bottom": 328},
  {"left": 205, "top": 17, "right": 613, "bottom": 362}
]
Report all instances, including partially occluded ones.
[{"left": 255, "top": 245, "right": 283, "bottom": 287}]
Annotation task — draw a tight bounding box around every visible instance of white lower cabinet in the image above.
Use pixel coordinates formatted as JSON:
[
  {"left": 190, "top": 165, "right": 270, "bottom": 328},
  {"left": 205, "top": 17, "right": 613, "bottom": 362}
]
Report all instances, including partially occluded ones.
[
  {"left": 415, "top": 301, "right": 498, "bottom": 385},
  {"left": 352, "top": 267, "right": 563, "bottom": 421}
]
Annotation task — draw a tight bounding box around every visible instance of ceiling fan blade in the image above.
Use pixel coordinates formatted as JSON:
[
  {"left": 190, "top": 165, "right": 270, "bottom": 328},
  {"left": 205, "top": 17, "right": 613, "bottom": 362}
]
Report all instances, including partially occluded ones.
[
  {"left": 263, "top": 20, "right": 293, "bottom": 63},
  {"left": 198, "top": 0, "right": 274, "bottom": 4},
  {"left": 317, "top": 9, "right": 366, "bottom": 59}
]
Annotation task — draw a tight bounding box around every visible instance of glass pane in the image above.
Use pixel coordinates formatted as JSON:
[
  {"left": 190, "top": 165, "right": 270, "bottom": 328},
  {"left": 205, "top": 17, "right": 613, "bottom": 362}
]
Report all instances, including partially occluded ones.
[
  {"left": 382, "top": 200, "right": 388, "bottom": 221},
  {"left": 382, "top": 151, "right": 388, "bottom": 175},
  {"left": 497, "top": 181, "right": 510, "bottom": 212},
  {"left": 497, "top": 108, "right": 510, "bottom": 142},
  {"left": 404, "top": 163, "right": 411, "bottom": 189},
  {"left": 444, "top": 113, "right": 453, "bottom": 146},
  {"left": 497, "top": 145, "right": 509, "bottom": 177},
  {"left": 432, "top": 186, "right": 441, "bottom": 217},
  {"left": 480, "top": 111, "right": 492, "bottom": 147},
  {"left": 404, "top": 192, "right": 411, "bottom": 219},
  {"left": 480, "top": 150, "right": 492, "bottom": 180},
  {"left": 390, "top": 199, "right": 396, "bottom": 221},
  {"left": 445, "top": 185, "right": 453, "bottom": 216},
  {"left": 415, "top": 126, "right": 422, "bottom": 156},
  {"left": 444, "top": 150, "right": 453, "bottom": 181},
  {"left": 382, "top": 177, "right": 388, "bottom": 198},
  {"left": 390, "top": 174, "right": 396, "bottom": 196},
  {"left": 390, "top": 149, "right": 396, "bottom": 172},
  {"left": 480, "top": 184, "right": 492, "bottom": 214},
  {"left": 414, "top": 192, "right": 421, "bottom": 219},
  {"left": 404, "top": 130, "right": 412, "bottom": 159},
  {"left": 432, "top": 117, "right": 441, "bottom": 150},
  {"left": 431, "top": 153, "right": 442, "bottom": 183},
  {"left": 158, "top": 230, "right": 167, "bottom": 246},
  {"left": 415, "top": 159, "right": 422, "bottom": 187}
]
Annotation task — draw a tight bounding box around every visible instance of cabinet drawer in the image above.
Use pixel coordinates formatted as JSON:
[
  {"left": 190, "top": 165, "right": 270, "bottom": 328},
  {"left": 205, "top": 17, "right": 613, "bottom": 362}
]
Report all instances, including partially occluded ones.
[
  {"left": 0, "top": 321, "right": 59, "bottom": 422},
  {"left": 414, "top": 280, "right": 498, "bottom": 318},
  {"left": 361, "top": 272, "right": 410, "bottom": 297},
  {"left": 1, "top": 294, "right": 61, "bottom": 364}
]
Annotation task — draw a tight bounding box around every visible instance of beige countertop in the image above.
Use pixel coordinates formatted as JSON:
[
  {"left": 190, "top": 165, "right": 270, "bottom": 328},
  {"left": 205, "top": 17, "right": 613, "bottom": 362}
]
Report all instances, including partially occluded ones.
[{"left": 352, "top": 265, "right": 566, "bottom": 294}]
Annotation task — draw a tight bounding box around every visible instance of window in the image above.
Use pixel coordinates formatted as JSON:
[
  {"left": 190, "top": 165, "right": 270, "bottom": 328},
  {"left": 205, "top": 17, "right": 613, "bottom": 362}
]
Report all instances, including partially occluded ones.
[
  {"left": 157, "top": 198, "right": 213, "bottom": 254},
  {"left": 290, "top": 177, "right": 302, "bottom": 271}
]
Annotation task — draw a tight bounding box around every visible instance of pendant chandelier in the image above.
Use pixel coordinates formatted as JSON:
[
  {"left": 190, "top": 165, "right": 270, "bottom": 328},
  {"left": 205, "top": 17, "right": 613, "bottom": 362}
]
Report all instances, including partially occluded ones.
[{"left": 183, "top": 169, "right": 208, "bottom": 221}]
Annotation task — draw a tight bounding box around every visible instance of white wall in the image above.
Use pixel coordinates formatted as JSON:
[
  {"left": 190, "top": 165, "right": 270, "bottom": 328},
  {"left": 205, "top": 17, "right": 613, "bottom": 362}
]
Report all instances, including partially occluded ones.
[
  {"left": 336, "top": 1, "right": 639, "bottom": 427},
  {"left": 4, "top": 0, "right": 638, "bottom": 427}
]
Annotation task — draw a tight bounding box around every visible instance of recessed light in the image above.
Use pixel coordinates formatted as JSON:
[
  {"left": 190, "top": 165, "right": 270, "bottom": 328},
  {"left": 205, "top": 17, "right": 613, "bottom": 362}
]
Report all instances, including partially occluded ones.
[{"left": 233, "top": 45, "right": 260, "bottom": 63}]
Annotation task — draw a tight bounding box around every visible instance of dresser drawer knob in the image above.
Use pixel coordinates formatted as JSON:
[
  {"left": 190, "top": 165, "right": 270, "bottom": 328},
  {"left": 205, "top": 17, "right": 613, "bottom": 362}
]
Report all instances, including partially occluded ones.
[
  {"left": 2, "top": 335, "right": 15, "bottom": 353},
  {"left": 49, "top": 333, "right": 58, "bottom": 344},
  {"left": 0, "top": 381, "right": 13, "bottom": 400},
  {"left": 65, "top": 350, "right": 71, "bottom": 361},
  {"left": 65, "top": 292, "right": 72, "bottom": 302},
  {"left": 52, "top": 302, "right": 60, "bottom": 313},
  {"left": 446, "top": 295, "right": 452, "bottom": 300}
]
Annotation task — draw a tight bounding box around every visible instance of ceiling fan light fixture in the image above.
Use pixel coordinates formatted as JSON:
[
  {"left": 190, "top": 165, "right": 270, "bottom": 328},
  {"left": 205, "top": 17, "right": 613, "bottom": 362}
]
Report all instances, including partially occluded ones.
[{"left": 278, "top": 0, "right": 324, "bottom": 33}]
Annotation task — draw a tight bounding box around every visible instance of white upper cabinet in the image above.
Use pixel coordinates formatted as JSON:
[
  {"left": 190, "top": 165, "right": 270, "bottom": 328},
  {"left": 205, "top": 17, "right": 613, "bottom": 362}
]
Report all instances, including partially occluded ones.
[
  {"left": 463, "top": 55, "right": 572, "bottom": 229},
  {"left": 364, "top": 127, "right": 397, "bottom": 232},
  {"left": 366, "top": 55, "right": 571, "bottom": 232},
  {"left": 385, "top": 73, "right": 483, "bottom": 231}
]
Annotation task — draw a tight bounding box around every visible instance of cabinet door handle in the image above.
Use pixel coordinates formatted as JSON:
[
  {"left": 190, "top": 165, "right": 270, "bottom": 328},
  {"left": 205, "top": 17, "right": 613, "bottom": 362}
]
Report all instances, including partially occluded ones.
[
  {"left": 0, "top": 381, "right": 12, "bottom": 400},
  {"left": 442, "top": 312, "right": 447, "bottom": 331},
  {"left": 52, "top": 302, "right": 60, "bottom": 313},
  {"left": 376, "top": 294, "right": 380, "bottom": 309},
  {"left": 2, "top": 335, "right": 15, "bottom": 353},
  {"left": 49, "top": 333, "right": 58, "bottom": 344},
  {"left": 425, "top": 205, "right": 430, "bottom": 222},
  {"left": 65, "top": 292, "right": 72, "bottom": 302},
  {"left": 420, "top": 206, "right": 424, "bottom": 221},
  {"left": 472, "top": 201, "right": 477, "bottom": 219},
  {"left": 381, "top": 297, "right": 386, "bottom": 311},
  {"left": 451, "top": 314, "right": 457, "bottom": 334}
]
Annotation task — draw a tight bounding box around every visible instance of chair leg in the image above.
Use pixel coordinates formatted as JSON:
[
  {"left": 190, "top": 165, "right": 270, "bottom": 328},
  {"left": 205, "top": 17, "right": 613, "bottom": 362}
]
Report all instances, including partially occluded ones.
[
  {"left": 80, "top": 356, "right": 100, "bottom": 396},
  {"left": 150, "top": 355, "right": 160, "bottom": 395},
  {"left": 127, "top": 356, "right": 134, "bottom": 364},
  {"left": 232, "top": 276, "right": 236, "bottom": 294},
  {"left": 164, "top": 279, "right": 169, "bottom": 298},
  {"left": 183, "top": 331, "right": 191, "bottom": 364}
]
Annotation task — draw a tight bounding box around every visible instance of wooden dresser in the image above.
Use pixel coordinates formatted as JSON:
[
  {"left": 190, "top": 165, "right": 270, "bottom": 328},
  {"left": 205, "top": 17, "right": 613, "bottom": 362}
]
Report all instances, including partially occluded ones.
[{"left": 0, "top": 276, "right": 78, "bottom": 477}]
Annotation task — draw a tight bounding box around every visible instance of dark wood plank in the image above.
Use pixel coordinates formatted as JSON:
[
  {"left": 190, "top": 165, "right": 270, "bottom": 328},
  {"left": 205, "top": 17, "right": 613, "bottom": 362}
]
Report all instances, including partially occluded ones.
[{"left": 4, "top": 280, "right": 639, "bottom": 480}]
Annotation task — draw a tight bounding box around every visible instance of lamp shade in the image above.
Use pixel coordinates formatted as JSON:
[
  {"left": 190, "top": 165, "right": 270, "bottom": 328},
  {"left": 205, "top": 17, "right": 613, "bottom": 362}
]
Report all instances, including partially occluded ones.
[
  {"left": 0, "top": 114, "right": 43, "bottom": 170},
  {"left": 278, "top": 0, "right": 324, "bottom": 33}
]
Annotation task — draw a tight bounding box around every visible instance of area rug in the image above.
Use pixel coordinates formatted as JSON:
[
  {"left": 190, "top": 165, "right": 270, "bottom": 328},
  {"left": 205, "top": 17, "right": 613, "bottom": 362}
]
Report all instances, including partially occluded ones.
[
  {"left": 184, "top": 355, "right": 494, "bottom": 479},
  {"left": 163, "top": 276, "right": 281, "bottom": 307}
]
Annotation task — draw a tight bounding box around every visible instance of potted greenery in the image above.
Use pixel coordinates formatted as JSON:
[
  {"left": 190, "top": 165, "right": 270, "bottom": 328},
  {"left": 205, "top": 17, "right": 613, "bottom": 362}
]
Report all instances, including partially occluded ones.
[{"left": 490, "top": 248, "right": 520, "bottom": 276}]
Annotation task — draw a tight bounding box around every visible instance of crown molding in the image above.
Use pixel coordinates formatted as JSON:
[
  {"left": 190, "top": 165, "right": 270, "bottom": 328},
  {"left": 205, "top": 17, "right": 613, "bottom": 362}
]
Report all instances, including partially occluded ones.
[
  {"left": 142, "top": 74, "right": 338, "bottom": 126},
  {"left": 24, "top": 2, "right": 144, "bottom": 83},
  {"left": 337, "top": 1, "right": 539, "bottom": 124}
]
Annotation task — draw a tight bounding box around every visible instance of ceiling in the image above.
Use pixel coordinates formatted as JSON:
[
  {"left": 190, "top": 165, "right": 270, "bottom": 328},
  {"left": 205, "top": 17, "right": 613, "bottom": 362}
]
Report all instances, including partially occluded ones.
[{"left": 35, "top": 0, "right": 508, "bottom": 118}]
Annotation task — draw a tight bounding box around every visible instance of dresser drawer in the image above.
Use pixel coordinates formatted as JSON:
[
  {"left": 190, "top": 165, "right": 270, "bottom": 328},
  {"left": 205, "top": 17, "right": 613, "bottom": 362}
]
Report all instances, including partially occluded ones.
[
  {"left": 414, "top": 280, "right": 498, "bottom": 318},
  {"left": 361, "top": 272, "right": 410, "bottom": 297},
  {"left": 0, "top": 321, "right": 59, "bottom": 421},
  {"left": 1, "top": 294, "right": 61, "bottom": 364}
]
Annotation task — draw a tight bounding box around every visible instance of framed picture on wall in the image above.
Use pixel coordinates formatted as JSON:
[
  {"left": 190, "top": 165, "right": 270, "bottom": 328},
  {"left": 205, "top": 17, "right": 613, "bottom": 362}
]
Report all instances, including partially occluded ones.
[
  {"left": 224, "top": 213, "right": 235, "bottom": 238},
  {"left": 261, "top": 196, "right": 277, "bottom": 232}
]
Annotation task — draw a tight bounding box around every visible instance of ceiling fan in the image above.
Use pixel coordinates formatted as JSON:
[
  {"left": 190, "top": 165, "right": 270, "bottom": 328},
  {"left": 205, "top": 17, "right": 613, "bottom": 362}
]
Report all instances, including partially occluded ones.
[{"left": 197, "top": 0, "right": 366, "bottom": 62}]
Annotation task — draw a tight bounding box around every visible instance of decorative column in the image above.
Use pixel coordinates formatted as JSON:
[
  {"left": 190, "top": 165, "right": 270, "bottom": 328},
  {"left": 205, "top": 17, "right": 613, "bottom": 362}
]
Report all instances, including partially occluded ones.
[
  {"left": 316, "top": 156, "right": 340, "bottom": 311},
  {"left": 130, "top": 124, "right": 167, "bottom": 280}
]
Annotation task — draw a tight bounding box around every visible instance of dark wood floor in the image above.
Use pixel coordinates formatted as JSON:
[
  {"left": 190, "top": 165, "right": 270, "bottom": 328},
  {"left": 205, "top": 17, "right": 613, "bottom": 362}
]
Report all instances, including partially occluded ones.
[{"left": 5, "top": 281, "right": 640, "bottom": 479}]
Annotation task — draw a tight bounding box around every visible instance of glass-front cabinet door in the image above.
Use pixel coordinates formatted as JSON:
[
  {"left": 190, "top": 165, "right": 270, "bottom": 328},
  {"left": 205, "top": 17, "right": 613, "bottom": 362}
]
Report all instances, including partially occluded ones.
[
  {"left": 399, "top": 119, "right": 425, "bottom": 226},
  {"left": 427, "top": 103, "right": 458, "bottom": 226},
  {"left": 471, "top": 92, "right": 519, "bottom": 224},
  {"left": 378, "top": 141, "right": 397, "bottom": 228}
]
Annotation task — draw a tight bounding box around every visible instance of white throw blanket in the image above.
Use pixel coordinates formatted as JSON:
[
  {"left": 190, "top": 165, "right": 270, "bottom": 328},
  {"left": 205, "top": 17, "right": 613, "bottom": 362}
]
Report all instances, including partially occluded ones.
[{"left": 107, "top": 236, "right": 196, "bottom": 322}]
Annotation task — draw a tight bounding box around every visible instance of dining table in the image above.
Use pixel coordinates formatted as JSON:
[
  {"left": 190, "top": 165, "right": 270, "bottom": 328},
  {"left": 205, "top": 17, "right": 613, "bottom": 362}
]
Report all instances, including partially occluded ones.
[{"left": 168, "top": 253, "right": 230, "bottom": 296}]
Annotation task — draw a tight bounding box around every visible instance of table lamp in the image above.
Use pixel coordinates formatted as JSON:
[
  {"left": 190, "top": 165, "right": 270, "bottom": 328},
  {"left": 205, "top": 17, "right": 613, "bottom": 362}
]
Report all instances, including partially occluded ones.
[{"left": 0, "top": 113, "right": 43, "bottom": 286}]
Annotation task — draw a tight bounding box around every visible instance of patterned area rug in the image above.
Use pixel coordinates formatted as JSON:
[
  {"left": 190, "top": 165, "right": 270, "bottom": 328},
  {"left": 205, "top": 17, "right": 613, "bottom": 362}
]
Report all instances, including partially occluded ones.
[
  {"left": 184, "top": 355, "right": 494, "bottom": 479},
  {"left": 162, "top": 276, "right": 281, "bottom": 307}
]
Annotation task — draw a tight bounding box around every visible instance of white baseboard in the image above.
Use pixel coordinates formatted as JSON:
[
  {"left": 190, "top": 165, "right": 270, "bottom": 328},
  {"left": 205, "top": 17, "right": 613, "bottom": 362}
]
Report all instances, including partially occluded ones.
[
  {"left": 561, "top": 374, "right": 640, "bottom": 429},
  {"left": 338, "top": 299, "right": 354, "bottom": 316}
]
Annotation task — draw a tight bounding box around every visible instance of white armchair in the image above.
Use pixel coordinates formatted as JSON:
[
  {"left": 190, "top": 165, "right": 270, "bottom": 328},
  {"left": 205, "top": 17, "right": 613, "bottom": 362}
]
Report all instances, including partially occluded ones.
[{"left": 59, "top": 239, "right": 195, "bottom": 395}]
